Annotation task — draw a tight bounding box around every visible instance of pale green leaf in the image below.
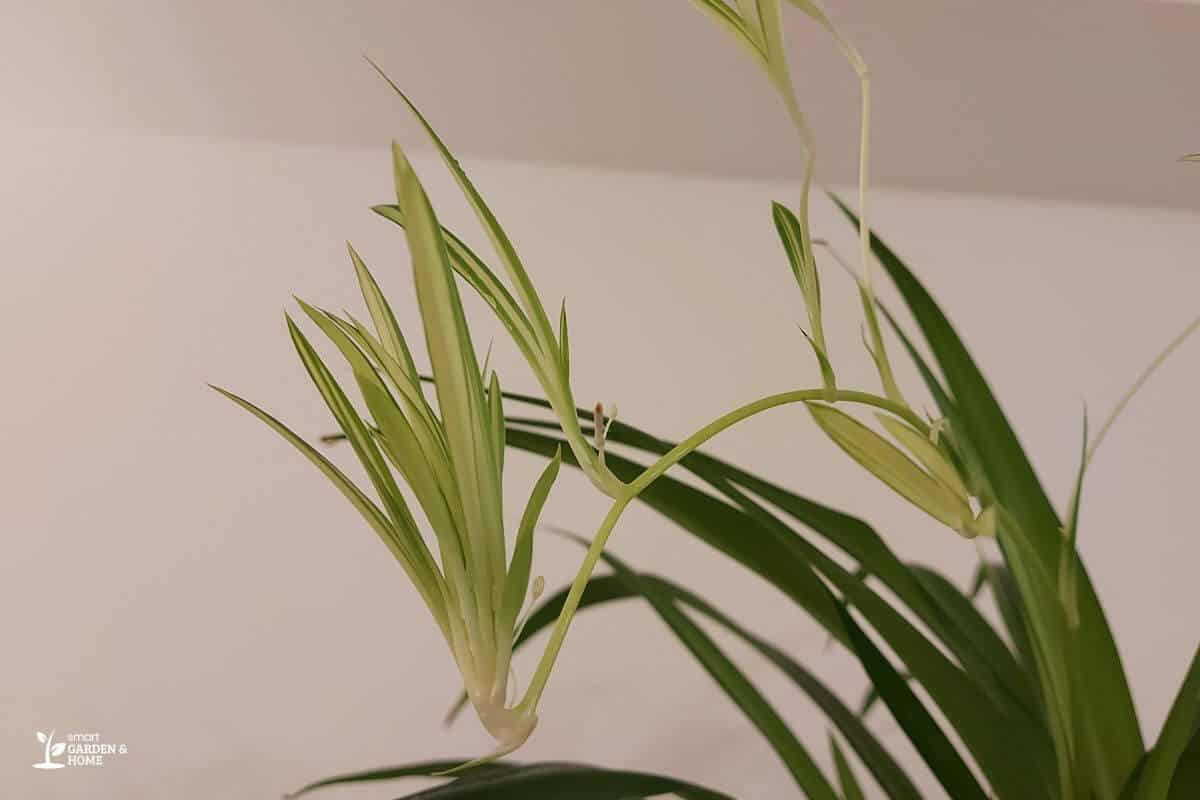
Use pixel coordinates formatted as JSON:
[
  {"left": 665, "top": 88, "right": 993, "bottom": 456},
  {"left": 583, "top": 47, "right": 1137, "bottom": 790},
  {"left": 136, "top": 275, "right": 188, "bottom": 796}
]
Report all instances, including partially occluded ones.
[
  {"left": 808, "top": 403, "right": 972, "bottom": 531},
  {"left": 875, "top": 413, "right": 970, "bottom": 502},
  {"left": 347, "top": 241, "right": 419, "bottom": 381},
  {"left": 370, "top": 63, "right": 558, "bottom": 358},
  {"left": 558, "top": 300, "right": 570, "bottom": 381},
  {"left": 371, "top": 205, "right": 539, "bottom": 362},
  {"left": 211, "top": 385, "right": 449, "bottom": 637},
  {"left": 391, "top": 140, "right": 505, "bottom": 620},
  {"left": 500, "top": 448, "right": 561, "bottom": 633}
]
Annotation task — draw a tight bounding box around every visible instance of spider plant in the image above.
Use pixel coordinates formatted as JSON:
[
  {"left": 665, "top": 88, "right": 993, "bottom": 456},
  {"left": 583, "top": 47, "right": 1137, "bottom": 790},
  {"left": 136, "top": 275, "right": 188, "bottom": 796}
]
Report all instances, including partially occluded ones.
[{"left": 218, "top": 1, "right": 1200, "bottom": 797}]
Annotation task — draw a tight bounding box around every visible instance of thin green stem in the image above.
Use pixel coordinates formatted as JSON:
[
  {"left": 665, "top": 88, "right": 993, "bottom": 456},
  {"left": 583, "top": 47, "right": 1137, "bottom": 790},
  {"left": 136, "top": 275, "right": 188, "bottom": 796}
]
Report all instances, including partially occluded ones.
[
  {"left": 627, "top": 389, "right": 918, "bottom": 495},
  {"left": 516, "top": 493, "right": 631, "bottom": 713},
  {"left": 1086, "top": 313, "right": 1200, "bottom": 467},
  {"left": 516, "top": 386, "right": 920, "bottom": 713}
]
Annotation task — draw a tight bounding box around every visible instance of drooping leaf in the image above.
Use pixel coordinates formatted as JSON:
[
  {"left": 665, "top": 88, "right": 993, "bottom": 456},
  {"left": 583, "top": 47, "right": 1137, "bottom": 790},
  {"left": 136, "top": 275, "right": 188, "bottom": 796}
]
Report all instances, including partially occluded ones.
[
  {"left": 389, "top": 762, "right": 734, "bottom": 800},
  {"left": 590, "top": 546, "right": 839, "bottom": 800},
  {"left": 660, "top": 580, "right": 922, "bottom": 800},
  {"left": 835, "top": 603, "right": 988, "bottom": 800},
  {"left": 907, "top": 564, "right": 1038, "bottom": 717},
  {"left": 287, "top": 759, "right": 729, "bottom": 800}
]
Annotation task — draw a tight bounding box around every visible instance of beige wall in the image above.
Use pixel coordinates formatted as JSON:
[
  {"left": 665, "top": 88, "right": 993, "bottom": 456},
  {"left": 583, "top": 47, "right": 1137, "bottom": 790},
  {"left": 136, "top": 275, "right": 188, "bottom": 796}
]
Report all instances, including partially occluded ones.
[{"left": 3, "top": 127, "right": 1198, "bottom": 797}]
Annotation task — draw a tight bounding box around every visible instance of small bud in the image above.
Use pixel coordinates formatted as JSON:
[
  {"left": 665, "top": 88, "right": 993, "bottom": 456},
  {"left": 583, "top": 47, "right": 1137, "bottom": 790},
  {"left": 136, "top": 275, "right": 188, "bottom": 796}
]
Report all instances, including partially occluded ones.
[
  {"left": 593, "top": 402, "right": 604, "bottom": 451},
  {"left": 531, "top": 575, "right": 545, "bottom": 601}
]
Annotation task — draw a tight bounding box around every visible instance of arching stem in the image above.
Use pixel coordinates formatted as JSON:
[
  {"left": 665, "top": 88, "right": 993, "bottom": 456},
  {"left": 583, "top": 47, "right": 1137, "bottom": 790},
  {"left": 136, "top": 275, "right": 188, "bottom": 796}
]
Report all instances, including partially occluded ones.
[{"left": 516, "top": 387, "right": 921, "bottom": 712}]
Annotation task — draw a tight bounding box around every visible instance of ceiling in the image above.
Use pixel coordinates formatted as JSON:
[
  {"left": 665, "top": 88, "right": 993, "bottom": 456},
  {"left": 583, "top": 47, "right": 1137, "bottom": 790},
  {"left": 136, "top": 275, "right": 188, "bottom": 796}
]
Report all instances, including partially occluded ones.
[{"left": 5, "top": 0, "right": 1200, "bottom": 210}]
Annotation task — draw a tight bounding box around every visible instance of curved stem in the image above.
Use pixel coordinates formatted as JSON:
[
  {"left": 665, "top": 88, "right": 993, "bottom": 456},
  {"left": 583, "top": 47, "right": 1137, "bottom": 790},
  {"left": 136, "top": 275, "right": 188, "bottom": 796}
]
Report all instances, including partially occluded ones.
[
  {"left": 516, "top": 494, "right": 630, "bottom": 713},
  {"left": 627, "top": 388, "right": 917, "bottom": 495},
  {"left": 1086, "top": 313, "right": 1200, "bottom": 467},
  {"left": 516, "top": 386, "right": 919, "bottom": 713}
]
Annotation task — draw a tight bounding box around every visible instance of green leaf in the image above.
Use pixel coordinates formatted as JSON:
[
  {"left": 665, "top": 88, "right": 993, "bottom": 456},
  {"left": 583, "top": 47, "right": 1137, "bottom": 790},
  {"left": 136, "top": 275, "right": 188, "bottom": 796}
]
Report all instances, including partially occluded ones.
[
  {"left": 662, "top": 580, "right": 922, "bottom": 800},
  {"left": 981, "top": 561, "right": 1038, "bottom": 676},
  {"left": 501, "top": 400, "right": 1027, "bottom": 695},
  {"left": 295, "top": 300, "right": 472, "bottom": 611},
  {"left": 875, "top": 414, "right": 969, "bottom": 502},
  {"left": 1167, "top": 728, "right": 1200, "bottom": 800},
  {"left": 499, "top": 448, "right": 561, "bottom": 632},
  {"left": 835, "top": 603, "right": 988, "bottom": 800},
  {"left": 591, "top": 547, "right": 839, "bottom": 800},
  {"left": 371, "top": 205, "right": 539, "bottom": 363},
  {"left": 773, "top": 202, "right": 823, "bottom": 334},
  {"left": 833, "top": 192, "right": 1143, "bottom": 793},
  {"left": 907, "top": 564, "right": 1038, "bottom": 718},
  {"left": 370, "top": 64, "right": 558, "bottom": 357},
  {"left": 284, "top": 317, "right": 447, "bottom": 616},
  {"left": 479, "top": 569, "right": 921, "bottom": 800},
  {"left": 288, "top": 760, "right": 517, "bottom": 797},
  {"left": 487, "top": 371, "right": 505, "bottom": 476},
  {"left": 687, "top": 0, "right": 766, "bottom": 60},
  {"left": 1058, "top": 414, "right": 1088, "bottom": 629},
  {"left": 858, "top": 284, "right": 906, "bottom": 406},
  {"left": 389, "top": 762, "right": 734, "bottom": 800},
  {"left": 503, "top": 427, "right": 850, "bottom": 645},
  {"left": 830, "top": 193, "right": 1060, "bottom": 554},
  {"left": 807, "top": 403, "right": 972, "bottom": 531},
  {"left": 504, "top": 424, "right": 1056, "bottom": 799},
  {"left": 773, "top": 201, "right": 835, "bottom": 392},
  {"left": 347, "top": 241, "right": 419, "bottom": 381},
  {"left": 289, "top": 759, "right": 730, "bottom": 800},
  {"left": 1134, "top": 643, "right": 1200, "bottom": 800},
  {"left": 558, "top": 300, "right": 570, "bottom": 381},
  {"left": 829, "top": 734, "right": 866, "bottom": 800},
  {"left": 211, "top": 385, "right": 448, "bottom": 637},
  {"left": 506, "top": 404, "right": 1042, "bottom": 738},
  {"left": 445, "top": 574, "right": 641, "bottom": 726},
  {"left": 392, "top": 140, "right": 506, "bottom": 623}
]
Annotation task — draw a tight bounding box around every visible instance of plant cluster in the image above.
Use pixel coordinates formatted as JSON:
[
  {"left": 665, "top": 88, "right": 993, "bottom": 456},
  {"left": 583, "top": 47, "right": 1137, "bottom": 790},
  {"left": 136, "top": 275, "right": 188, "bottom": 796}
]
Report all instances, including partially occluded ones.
[{"left": 218, "top": 2, "right": 1200, "bottom": 797}]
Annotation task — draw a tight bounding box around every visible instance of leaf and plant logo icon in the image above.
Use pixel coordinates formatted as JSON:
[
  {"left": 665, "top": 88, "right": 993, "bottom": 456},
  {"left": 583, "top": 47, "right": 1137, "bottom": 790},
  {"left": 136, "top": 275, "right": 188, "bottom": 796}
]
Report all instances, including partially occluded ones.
[{"left": 33, "top": 729, "right": 66, "bottom": 770}]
